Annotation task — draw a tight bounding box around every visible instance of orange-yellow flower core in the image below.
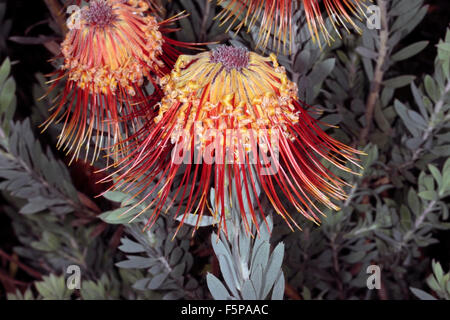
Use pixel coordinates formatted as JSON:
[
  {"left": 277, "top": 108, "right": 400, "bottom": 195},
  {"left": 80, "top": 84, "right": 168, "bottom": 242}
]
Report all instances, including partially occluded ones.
[
  {"left": 156, "top": 45, "right": 299, "bottom": 154},
  {"left": 61, "top": 0, "right": 164, "bottom": 96}
]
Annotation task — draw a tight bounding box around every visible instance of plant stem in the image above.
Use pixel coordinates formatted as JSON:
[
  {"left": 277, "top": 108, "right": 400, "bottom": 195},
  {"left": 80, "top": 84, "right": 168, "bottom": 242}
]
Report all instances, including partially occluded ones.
[{"left": 0, "top": 249, "right": 42, "bottom": 279}]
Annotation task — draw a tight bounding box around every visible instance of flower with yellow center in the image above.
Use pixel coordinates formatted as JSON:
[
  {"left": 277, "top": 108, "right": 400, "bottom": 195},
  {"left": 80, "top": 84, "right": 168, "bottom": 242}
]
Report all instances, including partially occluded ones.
[
  {"left": 216, "top": 0, "right": 369, "bottom": 51},
  {"left": 106, "top": 45, "right": 364, "bottom": 236},
  {"left": 41, "top": 0, "right": 191, "bottom": 163}
]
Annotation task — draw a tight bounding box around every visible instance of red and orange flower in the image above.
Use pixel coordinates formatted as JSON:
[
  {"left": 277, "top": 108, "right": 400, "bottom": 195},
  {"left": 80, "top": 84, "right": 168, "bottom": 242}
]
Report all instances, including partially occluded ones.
[
  {"left": 106, "top": 46, "right": 364, "bottom": 236},
  {"left": 216, "top": 0, "right": 368, "bottom": 50},
  {"left": 42, "top": 0, "right": 193, "bottom": 163}
]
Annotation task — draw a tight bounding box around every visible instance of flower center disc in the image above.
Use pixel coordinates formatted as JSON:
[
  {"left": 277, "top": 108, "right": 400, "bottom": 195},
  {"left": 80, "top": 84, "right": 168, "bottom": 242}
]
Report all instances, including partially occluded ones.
[
  {"left": 210, "top": 45, "right": 249, "bottom": 72},
  {"left": 83, "top": 0, "right": 116, "bottom": 27}
]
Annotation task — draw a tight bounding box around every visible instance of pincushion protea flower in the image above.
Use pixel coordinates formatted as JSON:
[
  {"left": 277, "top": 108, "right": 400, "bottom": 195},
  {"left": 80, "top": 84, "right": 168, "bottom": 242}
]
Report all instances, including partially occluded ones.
[
  {"left": 106, "top": 45, "right": 364, "bottom": 236},
  {"left": 41, "top": 0, "right": 195, "bottom": 163},
  {"left": 216, "top": 0, "right": 368, "bottom": 50}
]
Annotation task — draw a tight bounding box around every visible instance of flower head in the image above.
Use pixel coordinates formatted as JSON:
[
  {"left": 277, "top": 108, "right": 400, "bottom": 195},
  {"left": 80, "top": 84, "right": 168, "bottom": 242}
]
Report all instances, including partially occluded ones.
[
  {"left": 107, "top": 45, "right": 364, "bottom": 236},
  {"left": 216, "top": 0, "right": 368, "bottom": 50},
  {"left": 42, "top": 0, "right": 187, "bottom": 163}
]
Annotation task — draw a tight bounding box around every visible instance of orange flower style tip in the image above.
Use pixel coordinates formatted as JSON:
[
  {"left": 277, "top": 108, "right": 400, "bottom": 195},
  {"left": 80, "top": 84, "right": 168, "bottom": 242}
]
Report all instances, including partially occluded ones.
[
  {"left": 107, "top": 45, "right": 365, "bottom": 237},
  {"left": 73, "top": 0, "right": 163, "bottom": 13},
  {"left": 41, "top": 0, "right": 189, "bottom": 164},
  {"left": 303, "top": 0, "right": 368, "bottom": 47},
  {"left": 216, "top": 0, "right": 368, "bottom": 51}
]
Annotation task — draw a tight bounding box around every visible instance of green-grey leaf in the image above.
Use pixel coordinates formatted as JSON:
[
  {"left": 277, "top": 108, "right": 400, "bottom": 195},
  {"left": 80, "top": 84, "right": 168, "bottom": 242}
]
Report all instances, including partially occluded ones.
[
  {"left": 410, "top": 287, "right": 437, "bottom": 300},
  {"left": 99, "top": 207, "right": 138, "bottom": 224},
  {"left": 271, "top": 272, "right": 285, "bottom": 300}
]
